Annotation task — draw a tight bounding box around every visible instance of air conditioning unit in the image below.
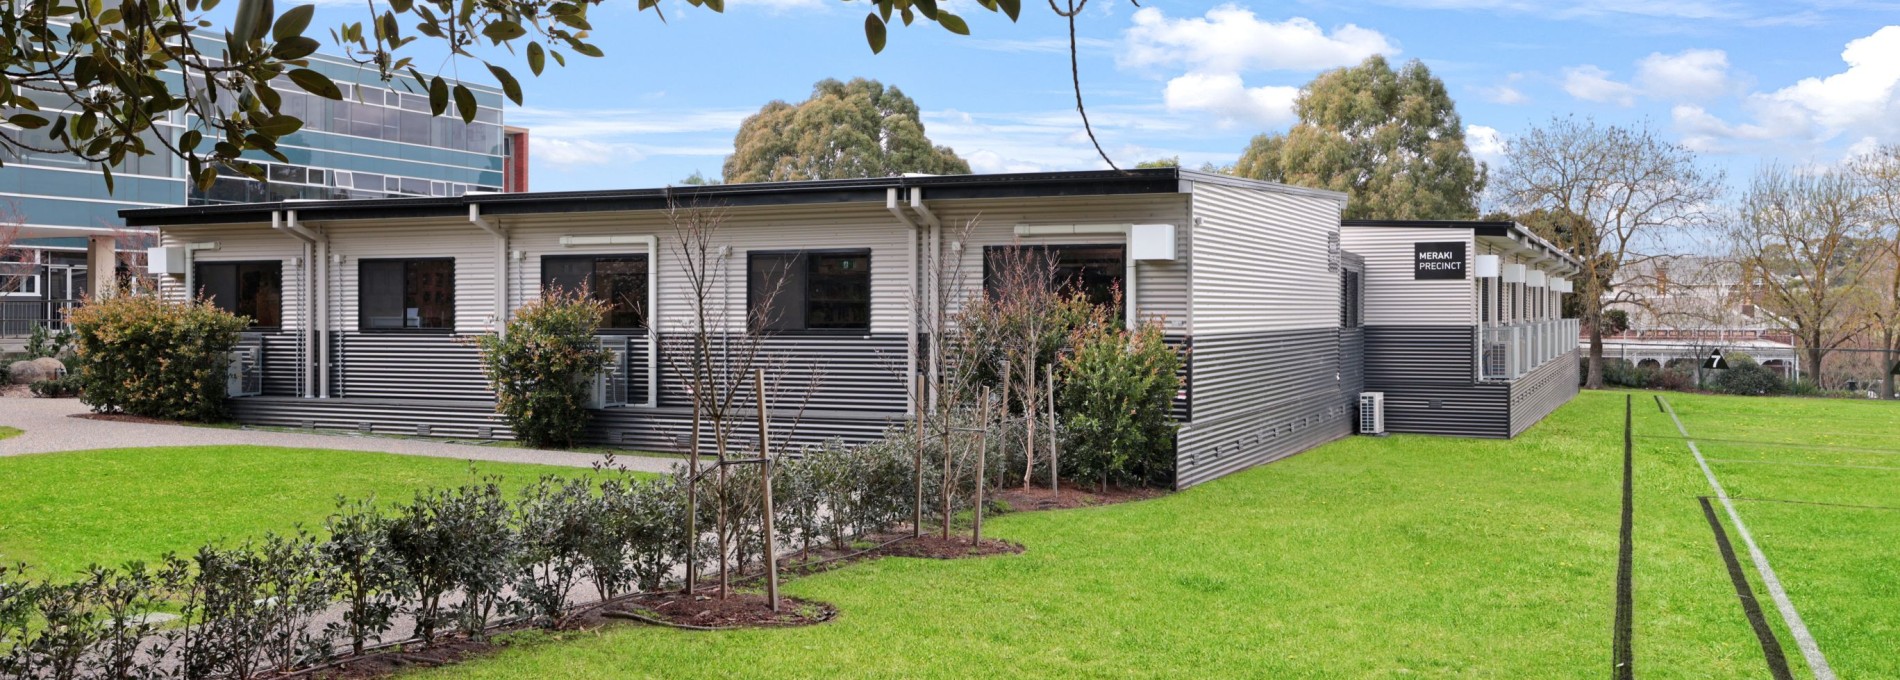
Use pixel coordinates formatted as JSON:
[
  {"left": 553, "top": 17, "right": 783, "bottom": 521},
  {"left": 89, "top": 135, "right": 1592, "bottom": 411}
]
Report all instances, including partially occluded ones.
[
  {"left": 1358, "top": 392, "right": 1386, "bottom": 435},
  {"left": 226, "top": 347, "right": 263, "bottom": 398}
]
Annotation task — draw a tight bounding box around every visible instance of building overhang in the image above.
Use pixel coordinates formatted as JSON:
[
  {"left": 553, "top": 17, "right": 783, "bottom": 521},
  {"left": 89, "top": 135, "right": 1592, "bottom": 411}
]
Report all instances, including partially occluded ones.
[{"left": 1340, "top": 218, "right": 1583, "bottom": 274}]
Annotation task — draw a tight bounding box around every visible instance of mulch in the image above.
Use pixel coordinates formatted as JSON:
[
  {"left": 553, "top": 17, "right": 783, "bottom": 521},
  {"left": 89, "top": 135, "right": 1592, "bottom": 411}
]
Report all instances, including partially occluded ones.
[
  {"left": 992, "top": 482, "right": 1168, "bottom": 511},
  {"left": 873, "top": 534, "right": 1024, "bottom": 560},
  {"left": 605, "top": 590, "right": 836, "bottom": 630}
]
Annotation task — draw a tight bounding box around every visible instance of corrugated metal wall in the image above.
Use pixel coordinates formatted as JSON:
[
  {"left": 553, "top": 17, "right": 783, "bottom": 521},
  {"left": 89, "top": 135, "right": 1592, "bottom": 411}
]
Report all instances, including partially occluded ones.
[
  {"left": 1175, "top": 182, "right": 1354, "bottom": 488},
  {"left": 1361, "top": 325, "right": 1507, "bottom": 437},
  {"left": 1339, "top": 226, "right": 1474, "bottom": 327},
  {"left": 1509, "top": 350, "right": 1581, "bottom": 436}
]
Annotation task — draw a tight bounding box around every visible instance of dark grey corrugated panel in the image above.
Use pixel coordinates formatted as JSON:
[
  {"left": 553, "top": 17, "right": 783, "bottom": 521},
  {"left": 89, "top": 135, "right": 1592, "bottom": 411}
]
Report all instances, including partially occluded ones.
[
  {"left": 1175, "top": 327, "right": 1356, "bottom": 488},
  {"left": 1340, "top": 328, "right": 1365, "bottom": 395},
  {"left": 587, "top": 406, "right": 900, "bottom": 454},
  {"left": 1509, "top": 350, "right": 1580, "bottom": 436},
  {"left": 654, "top": 334, "right": 907, "bottom": 413},
  {"left": 1362, "top": 325, "right": 1475, "bottom": 386},
  {"left": 232, "top": 397, "right": 511, "bottom": 439},
  {"left": 332, "top": 333, "right": 494, "bottom": 401},
  {"left": 259, "top": 334, "right": 300, "bottom": 397},
  {"left": 1373, "top": 385, "right": 1511, "bottom": 437}
]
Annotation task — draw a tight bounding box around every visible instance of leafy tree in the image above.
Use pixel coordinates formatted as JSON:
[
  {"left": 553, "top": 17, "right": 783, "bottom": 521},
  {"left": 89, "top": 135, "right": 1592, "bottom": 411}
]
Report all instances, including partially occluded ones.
[
  {"left": 0, "top": 0, "right": 1019, "bottom": 191},
  {"left": 1135, "top": 157, "right": 1180, "bottom": 169},
  {"left": 678, "top": 170, "right": 722, "bottom": 186},
  {"left": 1233, "top": 55, "right": 1485, "bottom": 220},
  {"left": 724, "top": 78, "right": 970, "bottom": 184},
  {"left": 1729, "top": 164, "right": 1874, "bottom": 389},
  {"left": 1492, "top": 117, "right": 1724, "bottom": 389}
]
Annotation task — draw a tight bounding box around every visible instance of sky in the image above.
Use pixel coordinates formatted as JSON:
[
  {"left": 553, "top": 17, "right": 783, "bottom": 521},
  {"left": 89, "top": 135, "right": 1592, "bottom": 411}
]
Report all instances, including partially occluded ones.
[{"left": 291, "top": 0, "right": 1900, "bottom": 195}]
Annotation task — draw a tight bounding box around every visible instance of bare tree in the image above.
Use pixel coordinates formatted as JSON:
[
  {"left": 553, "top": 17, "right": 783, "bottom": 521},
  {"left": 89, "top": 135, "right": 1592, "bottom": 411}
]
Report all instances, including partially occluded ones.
[
  {"left": 1854, "top": 144, "right": 1900, "bottom": 398},
  {"left": 1491, "top": 117, "right": 1725, "bottom": 388},
  {"left": 0, "top": 207, "right": 24, "bottom": 296},
  {"left": 1730, "top": 164, "right": 1875, "bottom": 389}
]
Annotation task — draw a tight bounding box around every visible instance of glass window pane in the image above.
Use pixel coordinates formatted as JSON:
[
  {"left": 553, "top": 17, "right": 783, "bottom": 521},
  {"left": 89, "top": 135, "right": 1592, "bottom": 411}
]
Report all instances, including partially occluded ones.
[
  {"left": 593, "top": 256, "right": 648, "bottom": 329},
  {"left": 805, "top": 252, "right": 870, "bottom": 329},
  {"left": 749, "top": 253, "right": 804, "bottom": 331},
  {"left": 197, "top": 263, "right": 239, "bottom": 312},
  {"left": 541, "top": 256, "right": 591, "bottom": 297},
  {"left": 360, "top": 261, "right": 406, "bottom": 329},
  {"left": 238, "top": 262, "right": 283, "bottom": 327},
  {"left": 408, "top": 260, "right": 455, "bottom": 329}
]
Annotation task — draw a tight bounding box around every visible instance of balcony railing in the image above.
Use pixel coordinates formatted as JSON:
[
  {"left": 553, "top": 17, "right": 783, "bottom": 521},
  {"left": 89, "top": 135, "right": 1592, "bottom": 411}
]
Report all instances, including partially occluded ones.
[
  {"left": 1, "top": 299, "right": 79, "bottom": 338},
  {"left": 1479, "top": 318, "right": 1580, "bottom": 381}
]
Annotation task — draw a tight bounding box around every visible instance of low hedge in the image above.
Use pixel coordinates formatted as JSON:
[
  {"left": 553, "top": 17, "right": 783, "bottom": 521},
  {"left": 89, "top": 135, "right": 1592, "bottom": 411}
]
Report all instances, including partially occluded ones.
[{"left": 67, "top": 291, "right": 249, "bottom": 421}]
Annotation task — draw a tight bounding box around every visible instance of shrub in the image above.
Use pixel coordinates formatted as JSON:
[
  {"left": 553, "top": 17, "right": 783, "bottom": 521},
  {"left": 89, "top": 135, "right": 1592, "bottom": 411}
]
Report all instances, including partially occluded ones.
[
  {"left": 68, "top": 290, "right": 248, "bottom": 422},
  {"left": 386, "top": 479, "right": 519, "bottom": 645},
  {"left": 1058, "top": 316, "right": 1183, "bottom": 488},
  {"left": 321, "top": 499, "right": 405, "bottom": 656},
  {"left": 24, "top": 323, "right": 72, "bottom": 360},
  {"left": 514, "top": 476, "right": 599, "bottom": 627},
  {"left": 1714, "top": 354, "right": 1785, "bottom": 396},
  {"left": 474, "top": 290, "right": 614, "bottom": 449},
  {"left": 1647, "top": 367, "right": 1697, "bottom": 392},
  {"left": 29, "top": 376, "right": 81, "bottom": 398}
]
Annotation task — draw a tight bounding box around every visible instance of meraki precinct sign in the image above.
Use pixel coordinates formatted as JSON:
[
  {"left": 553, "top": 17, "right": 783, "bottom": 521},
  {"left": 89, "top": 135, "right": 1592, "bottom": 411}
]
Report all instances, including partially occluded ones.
[{"left": 1414, "top": 241, "right": 1467, "bottom": 280}]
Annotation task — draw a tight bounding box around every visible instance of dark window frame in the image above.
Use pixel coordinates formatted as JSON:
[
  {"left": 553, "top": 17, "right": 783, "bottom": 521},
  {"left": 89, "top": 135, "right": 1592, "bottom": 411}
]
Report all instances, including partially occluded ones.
[
  {"left": 746, "top": 248, "right": 873, "bottom": 334},
  {"left": 1340, "top": 269, "right": 1362, "bottom": 329},
  {"left": 194, "top": 260, "right": 285, "bottom": 331},
  {"left": 981, "top": 243, "right": 1127, "bottom": 313},
  {"left": 540, "top": 253, "right": 650, "bottom": 333},
  {"left": 357, "top": 257, "right": 457, "bottom": 333}
]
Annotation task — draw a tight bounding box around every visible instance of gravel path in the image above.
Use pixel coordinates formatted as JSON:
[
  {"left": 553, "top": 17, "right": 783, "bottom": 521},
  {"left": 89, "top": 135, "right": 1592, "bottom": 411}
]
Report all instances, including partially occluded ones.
[{"left": 0, "top": 397, "right": 679, "bottom": 473}]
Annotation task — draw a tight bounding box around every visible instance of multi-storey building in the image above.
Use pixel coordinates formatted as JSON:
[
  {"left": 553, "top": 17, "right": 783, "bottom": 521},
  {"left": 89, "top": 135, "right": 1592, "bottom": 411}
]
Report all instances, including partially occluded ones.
[{"left": 1, "top": 39, "right": 521, "bottom": 339}]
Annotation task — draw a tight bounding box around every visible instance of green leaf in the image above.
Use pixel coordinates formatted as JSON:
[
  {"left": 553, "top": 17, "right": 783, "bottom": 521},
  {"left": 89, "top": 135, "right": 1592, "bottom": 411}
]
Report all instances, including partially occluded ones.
[
  {"left": 485, "top": 63, "right": 522, "bottom": 106},
  {"left": 101, "top": 165, "right": 114, "bottom": 194},
  {"left": 452, "top": 83, "right": 477, "bottom": 124},
  {"left": 6, "top": 114, "right": 49, "bottom": 129},
  {"left": 388, "top": 0, "right": 413, "bottom": 11},
  {"left": 572, "top": 42, "right": 603, "bottom": 58},
  {"left": 428, "top": 76, "right": 448, "bottom": 116},
  {"left": 938, "top": 11, "right": 969, "bottom": 35},
  {"left": 481, "top": 20, "right": 526, "bottom": 42},
  {"left": 255, "top": 114, "right": 303, "bottom": 137},
  {"left": 181, "top": 129, "right": 204, "bottom": 152},
  {"left": 864, "top": 14, "right": 886, "bottom": 54},
  {"left": 271, "top": 3, "right": 313, "bottom": 41},
  {"left": 287, "top": 68, "right": 341, "bottom": 100},
  {"left": 527, "top": 42, "right": 546, "bottom": 76},
  {"left": 270, "top": 35, "right": 319, "bottom": 60},
  {"left": 551, "top": 50, "right": 567, "bottom": 67},
  {"left": 913, "top": 0, "right": 938, "bottom": 20},
  {"left": 997, "top": 0, "right": 1020, "bottom": 21},
  {"left": 704, "top": 0, "right": 723, "bottom": 11}
]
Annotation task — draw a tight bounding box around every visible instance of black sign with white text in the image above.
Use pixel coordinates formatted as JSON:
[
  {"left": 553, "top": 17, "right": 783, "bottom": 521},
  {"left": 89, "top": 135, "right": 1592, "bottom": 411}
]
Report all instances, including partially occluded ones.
[{"left": 1414, "top": 241, "right": 1468, "bottom": 280}]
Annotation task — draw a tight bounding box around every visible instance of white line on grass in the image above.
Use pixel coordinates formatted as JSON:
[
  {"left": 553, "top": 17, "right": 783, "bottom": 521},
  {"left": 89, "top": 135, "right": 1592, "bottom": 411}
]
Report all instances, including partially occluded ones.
[
  {"left": 1705, "top": 458, "right": 1900, "bottom": 473},
  {"left": 1660, "top": 396, "right": 1836, "bottom": 680}
]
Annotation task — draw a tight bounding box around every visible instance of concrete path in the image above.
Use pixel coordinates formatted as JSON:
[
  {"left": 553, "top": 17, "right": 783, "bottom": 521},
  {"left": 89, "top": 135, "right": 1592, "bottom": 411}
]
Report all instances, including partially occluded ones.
[{"left": 0, "top": 397, "right": 679, "bottom": 474}]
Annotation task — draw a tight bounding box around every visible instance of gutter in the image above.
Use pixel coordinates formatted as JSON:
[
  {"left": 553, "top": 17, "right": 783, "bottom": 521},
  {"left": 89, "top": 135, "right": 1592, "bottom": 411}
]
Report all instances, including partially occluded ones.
[
  {"left": 271, "top": 210, "right": 315, "bottom": 399},
  {"left": 286, "top": 209, "right": 332, "bottom": 399},
  {"left": 469, "top": 204, "right": 508, "bottom": 337},
  {"left": 908, "top": 188, "right": 944, "bottom": 408}
]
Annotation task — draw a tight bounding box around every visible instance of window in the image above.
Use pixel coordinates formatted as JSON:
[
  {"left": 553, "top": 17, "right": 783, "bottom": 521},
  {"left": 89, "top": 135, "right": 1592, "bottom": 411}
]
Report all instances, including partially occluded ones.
[
  {"left": 748, "top": 250, "right": 871, "bottom": 331},
  {"left": 1340, "top": 270, "right": 1362, "bottom": 328},
  {"left": 195, "top": 261, "right": 283, "bottom": 328},
  {"left": 360, "top": 259, "right": 455, "bottom": 331},
  {"left": 982, "top": 244, "right": 1126, "bottom": 310},
  {"left": 542, "top": 254, "right": 649, "bottom": 331}
]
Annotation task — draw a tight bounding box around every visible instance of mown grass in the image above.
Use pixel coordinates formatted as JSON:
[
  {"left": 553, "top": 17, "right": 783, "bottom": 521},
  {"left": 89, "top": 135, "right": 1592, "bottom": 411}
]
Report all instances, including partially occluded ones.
[
  {"left": 0, "top": 445, "right": 606, "bottom": 577},
  {"left": 414, "top": 390, "right": 1882, "bottom": 679},
  {"left": 0, "top": 426, "right": 20, "bottom": 441}
]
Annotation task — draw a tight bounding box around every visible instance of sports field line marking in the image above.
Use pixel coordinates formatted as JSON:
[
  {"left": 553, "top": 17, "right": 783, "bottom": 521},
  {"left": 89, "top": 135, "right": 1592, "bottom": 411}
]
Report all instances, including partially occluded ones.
[
  {"left": 1631, "top": 434, "right": 1900, "bottom": 457},
  {"left": 1706, "top": 458, "right": 1900, "bottom": 473},
  {"left": 1729, "top": 496, "right": 1900, "bottom": 512},
  {"left": 1698, "top": 496, "right": 1795, "bottom": 680},
  {"left": 1658, "top": 396, "right": 1836, "bottom": 680}
]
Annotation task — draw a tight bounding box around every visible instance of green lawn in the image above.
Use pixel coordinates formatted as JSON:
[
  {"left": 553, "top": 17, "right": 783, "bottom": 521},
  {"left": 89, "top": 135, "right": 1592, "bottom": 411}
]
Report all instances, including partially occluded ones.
[
  {"left": 0, "top": 445, "right": 601, "bottom": 577},
  {"left": 411, "top": 390, "right": 1892, "bottom": 679},
  {"left": 0, "top": 426, "right": 19, "bottom": 441}
]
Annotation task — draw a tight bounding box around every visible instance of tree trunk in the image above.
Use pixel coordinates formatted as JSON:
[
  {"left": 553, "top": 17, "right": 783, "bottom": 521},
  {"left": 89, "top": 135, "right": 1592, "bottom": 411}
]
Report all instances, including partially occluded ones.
[
  {"left": 1585, "top": 296, "right": 1606, "bottom": 390},
  {"left": 1806, "top": 344, "right": 1827, "bottom": 390},
  {"left": 1883, "top": 333, "right": 1896, "bottom": 400}
]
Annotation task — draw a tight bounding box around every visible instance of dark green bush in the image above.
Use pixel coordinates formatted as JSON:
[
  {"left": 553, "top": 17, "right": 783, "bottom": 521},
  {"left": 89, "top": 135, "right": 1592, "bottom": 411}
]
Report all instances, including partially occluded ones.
[
  {"left": 68, "top": 291, "right": 248, "bottom": 422},
  {"left": 29, "top": 376, "right": 81, "bottom": 398},
  {"left": 1713, "top": 354, "right": 1785, "bottom": 396},
  {"left": 474, "top": 290, "right": 614, "bottom": 449},
  {"left": 1058, "top": 315, "right": 1183, "bottom": 488}
]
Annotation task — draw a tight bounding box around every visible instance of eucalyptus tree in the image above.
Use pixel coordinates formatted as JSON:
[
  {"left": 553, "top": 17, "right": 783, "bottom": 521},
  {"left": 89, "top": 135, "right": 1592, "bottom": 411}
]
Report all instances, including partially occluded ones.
[
  {"left": 0, "top": 0, "right": 1024, "bottom": 191},
  {"left": 1233, "top": 55, "right": 1486, "bottom": 220},
  {"left": 1491, "top": 117, "right": 1724, "bottom": 389},
  {"left": 723, "top": 78, "right": 969, "bottom": 184}
]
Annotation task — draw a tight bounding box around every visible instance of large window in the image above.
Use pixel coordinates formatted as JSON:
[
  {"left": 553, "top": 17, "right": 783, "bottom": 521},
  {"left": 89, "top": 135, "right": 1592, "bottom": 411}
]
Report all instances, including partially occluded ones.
[
  {"left": 542, "top": 254, "right": 648, "bottom": 331},
  {"left": 1340, "top": 270, "right": 1362, "bottom": 328},
  {"left": 983, "top": 244, "right": 1126, "bottom": 310},
  {"left": 748, "top": 250, "right": 872, "bottom": 332},
  {"left": 196, "top": 261, "right": 283, "bottom": 329},
  {"left": 360, "top": 259, "right": 455, "bottom": 331}
]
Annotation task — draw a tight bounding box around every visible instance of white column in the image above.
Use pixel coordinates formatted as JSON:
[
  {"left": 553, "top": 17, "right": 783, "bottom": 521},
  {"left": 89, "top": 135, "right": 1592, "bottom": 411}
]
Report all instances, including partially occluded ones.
[{"left": 86, "top": 235, "right": 116, "bottom": 299}]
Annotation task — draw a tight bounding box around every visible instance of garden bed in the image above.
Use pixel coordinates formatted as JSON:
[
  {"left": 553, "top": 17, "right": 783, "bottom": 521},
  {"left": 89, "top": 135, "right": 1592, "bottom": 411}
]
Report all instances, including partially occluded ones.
[
  {"left": 606, "top": 591, "right": 837, "bottom": 630},
  {"left": 992, "top": 483, "right": 1168, "bottom": 511}
]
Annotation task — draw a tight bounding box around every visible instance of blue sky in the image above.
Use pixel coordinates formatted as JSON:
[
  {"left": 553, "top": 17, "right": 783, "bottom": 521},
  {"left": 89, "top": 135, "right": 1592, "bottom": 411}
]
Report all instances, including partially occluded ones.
[{"left": 296, "top": 0, "right": 1900, "bottom": 194}]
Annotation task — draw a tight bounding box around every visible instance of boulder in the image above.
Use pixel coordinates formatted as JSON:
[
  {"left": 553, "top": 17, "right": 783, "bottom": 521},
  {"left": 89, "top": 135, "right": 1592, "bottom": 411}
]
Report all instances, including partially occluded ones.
[{"left": 8, "top": 357, "right": 65, "bottom": 384}]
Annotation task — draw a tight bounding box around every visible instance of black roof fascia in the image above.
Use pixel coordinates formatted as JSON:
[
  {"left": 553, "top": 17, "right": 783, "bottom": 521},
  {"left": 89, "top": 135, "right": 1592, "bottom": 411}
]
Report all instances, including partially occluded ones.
[
  {"left": 1340, "top": 219, "right": 1516, "bottom": 237},
  {"left": 123, "top": 169, "right": 1188, "bottom": 228}
]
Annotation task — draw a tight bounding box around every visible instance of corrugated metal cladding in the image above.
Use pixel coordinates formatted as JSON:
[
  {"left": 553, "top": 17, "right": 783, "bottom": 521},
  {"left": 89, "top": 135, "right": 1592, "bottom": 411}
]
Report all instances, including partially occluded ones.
[
  {"left": 331, "top": 333, "right": 492, "bottom": 401},
  {"left": 1510, "top": 351, "right": 1580, "bottom": 436},
  {"left": 158, "top": 227, "right": 308, "bottom": 326},
  {"left": 1339, "top": 226, "right": 1474, "bottom": 327},
  {"left": 1362, "top": 326, "right": 1508, "bottom": 437},
  {"left": 1173, "top": 182, "right": 1354, "bottom": 488}
]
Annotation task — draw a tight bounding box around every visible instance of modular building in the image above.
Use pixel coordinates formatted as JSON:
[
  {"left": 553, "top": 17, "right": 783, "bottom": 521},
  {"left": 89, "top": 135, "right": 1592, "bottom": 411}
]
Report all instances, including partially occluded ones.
[
  {"left": 124, "top": 170, "right": 1576, "bottom": 487},
  {"left": 1340, "top": 220, "right": 1582, "bottom": 438}
]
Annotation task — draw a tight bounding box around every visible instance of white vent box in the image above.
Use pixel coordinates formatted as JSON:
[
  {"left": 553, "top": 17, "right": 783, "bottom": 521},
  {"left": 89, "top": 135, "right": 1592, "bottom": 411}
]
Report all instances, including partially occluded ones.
[
  {"left": 1358, "top": 392, "right": 1386, "bottom": 435},
  {"left": 148, "top": 246, "right": 186, "bottom": 276},
  {"left": 1130, "top": 224, "right": 1176, "bottom": 261}
]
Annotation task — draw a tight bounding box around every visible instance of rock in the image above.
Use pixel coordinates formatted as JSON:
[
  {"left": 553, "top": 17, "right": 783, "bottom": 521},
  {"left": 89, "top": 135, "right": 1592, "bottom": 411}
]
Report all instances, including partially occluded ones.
[{"left": 7, "top": 357, "right": 65, "bottom": 384}]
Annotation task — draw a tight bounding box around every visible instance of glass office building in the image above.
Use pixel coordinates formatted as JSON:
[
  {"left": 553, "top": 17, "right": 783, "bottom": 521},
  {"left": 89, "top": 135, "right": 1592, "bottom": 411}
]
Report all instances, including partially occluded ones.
[{"left": 1, "top": 39, "right": 520, "bottom": 339}]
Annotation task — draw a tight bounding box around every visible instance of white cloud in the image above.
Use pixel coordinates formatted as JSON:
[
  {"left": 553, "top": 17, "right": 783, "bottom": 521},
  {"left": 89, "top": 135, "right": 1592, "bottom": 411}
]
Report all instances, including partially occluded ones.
[
  {"left": 510, "top": 107, "right": 753, "bottom": 138},
  {"left": 1634, "top": 49, "right": 1731, "bottom": 101},
  {"left": 1162, "top": 73, "right": 1299, "bottom": 127},
  {"left": 1672, "top": 26, "right": 1900, "bottom": 153},
  {"left": 1562, "top": 65, "right": 1636, "bottom": 106},
  {"left": 535, "top": 138, "right": 647, "bottom": 168},
  {"left": 924, "top": 106, "right": 1211, "bottom": 173},
  {"left": 1118, "top": 5, "right": 1393, "bottom": 128},
  {"left": 1481, "top": 85, "right": 1527, "bottom": 105},
  {"left": 1121, "top": 6, "right": 1397, "bottom": 73},
  {"left": 1466, "top": 124, "right": 1506, "bottom": 165},
  {"left": 1368, "top": 0, "right": 1742, "bottom": 21}
]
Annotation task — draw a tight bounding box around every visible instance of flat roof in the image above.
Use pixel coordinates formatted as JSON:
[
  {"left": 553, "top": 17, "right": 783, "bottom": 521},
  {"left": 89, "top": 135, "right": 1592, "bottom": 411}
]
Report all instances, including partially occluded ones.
[
  {"left": 123, "top": 169, "right": 1345, "bottom": 228},
  {"left": 1341, "top": 218, "right": 1582, "bottom": 270}
]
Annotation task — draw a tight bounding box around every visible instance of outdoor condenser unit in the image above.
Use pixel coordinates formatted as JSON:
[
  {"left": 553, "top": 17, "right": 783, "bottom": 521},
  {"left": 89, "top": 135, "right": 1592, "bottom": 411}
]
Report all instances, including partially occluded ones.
[
  {"left": 586, "top": 369, "right": 626, "bottom": 410},
  {"left": 1357, "top": 392, "right": 1386, "bottom": 436},
  {"left": 226, "top": 347, "right": 263, "bottom": 398}
]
